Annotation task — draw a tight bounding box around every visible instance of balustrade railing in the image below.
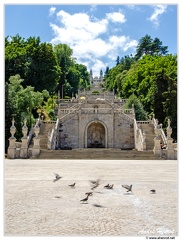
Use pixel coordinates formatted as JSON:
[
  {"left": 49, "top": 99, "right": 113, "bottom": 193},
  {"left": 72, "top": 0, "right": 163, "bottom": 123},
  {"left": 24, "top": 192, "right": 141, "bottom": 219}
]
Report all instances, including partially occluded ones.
[
  {"left": 27, "top": 126, "right": 34, "bottom": 147},
  {"left": 48, "top": 118, "right": 59, "bottom": 150},
  {"left": 134, "top": 119, "right": 145, "bottom": 151},
  {"left": 136, "top": 121, "right": 150, "bottom": 125},
  {"left": 152, "top": 118, "right": 167, "bottom": 145}
]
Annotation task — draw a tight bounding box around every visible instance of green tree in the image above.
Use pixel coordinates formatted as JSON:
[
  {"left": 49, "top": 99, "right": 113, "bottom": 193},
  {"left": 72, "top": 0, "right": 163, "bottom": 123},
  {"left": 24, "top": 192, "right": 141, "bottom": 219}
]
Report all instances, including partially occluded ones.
[
  {"left": 105, "top": 64, "right": 123, "bottom": 91},
  {"left": 25, "top": 38, "right": 61, "bottom": 92},
  {"left": 124, "top": 94, "right": 148, "bottom": 121},
  {"left": 54, "top": 43, "right": 73, "bottom": 94},
  {"left": 135, "top": 34, "right": 168, "bottom": 60},
  {"left": 5, "top": 35, "right": 27, "bottom": 82},
  {"left": 5, "top": 35, "right": 61, "bottom": 93},
  {"left": 54, "top": 44, "right": 90, "bottom": 96},
  {"left": 5, "top": 74, "right": 49, "bottom": 152}
]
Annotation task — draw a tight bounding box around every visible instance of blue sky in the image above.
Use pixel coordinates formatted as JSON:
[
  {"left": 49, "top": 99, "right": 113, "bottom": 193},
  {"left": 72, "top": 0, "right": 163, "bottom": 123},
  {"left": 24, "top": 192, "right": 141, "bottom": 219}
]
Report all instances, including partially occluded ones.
[{"left": 5, "top": 4, "right": 177, "bottom": 76}]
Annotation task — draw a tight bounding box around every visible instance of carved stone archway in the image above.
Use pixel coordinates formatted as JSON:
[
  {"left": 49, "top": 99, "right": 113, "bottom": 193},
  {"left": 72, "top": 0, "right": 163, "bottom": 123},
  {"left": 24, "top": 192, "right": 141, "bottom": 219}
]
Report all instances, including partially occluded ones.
[{"left": 86, "top": 121, "right": 106, "bottom": 148}]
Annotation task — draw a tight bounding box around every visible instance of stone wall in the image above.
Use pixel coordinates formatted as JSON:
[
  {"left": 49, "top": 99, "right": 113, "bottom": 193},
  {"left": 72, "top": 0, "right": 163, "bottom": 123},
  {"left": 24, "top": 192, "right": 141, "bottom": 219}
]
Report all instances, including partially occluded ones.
[
  {"left": 114, "top": 114, "right": 134, "bottom": 149},
  {"left": 58, "top": 104, "right": 135, "bottom": 149}
]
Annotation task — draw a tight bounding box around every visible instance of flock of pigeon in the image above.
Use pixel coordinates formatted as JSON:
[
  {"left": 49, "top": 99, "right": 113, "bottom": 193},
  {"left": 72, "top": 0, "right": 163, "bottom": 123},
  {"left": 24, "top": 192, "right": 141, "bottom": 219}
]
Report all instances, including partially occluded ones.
[{"left": 53, "top": 173, "right": 156, "bottom": 203}]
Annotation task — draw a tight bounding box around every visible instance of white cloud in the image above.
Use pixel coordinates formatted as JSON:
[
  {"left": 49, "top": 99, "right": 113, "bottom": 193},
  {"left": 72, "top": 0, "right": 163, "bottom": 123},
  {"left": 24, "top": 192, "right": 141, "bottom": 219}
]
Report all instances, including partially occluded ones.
[
  {"left": 49, "top": 7, "right": 56, "bottom": 16},
  {"left": 91, "top": 60, "right": 106, "bottom": 76},
  {"left": 106, "top": 12, "right": 126, "bottom": 23},
  {"left": 50, "top": 9, "right": 137, "bottom": 77},
  {"left": 109, "top": 35, "right": 126, "bottom": 47},
  {"left": 55, "top": 10, "right": 108, "bottom": 39},
  {"left": 123, "top": 40, "right": 138, "bottom": 52},
  {"left": 148, "top": 5, "right": 167, "bottom": 28}
]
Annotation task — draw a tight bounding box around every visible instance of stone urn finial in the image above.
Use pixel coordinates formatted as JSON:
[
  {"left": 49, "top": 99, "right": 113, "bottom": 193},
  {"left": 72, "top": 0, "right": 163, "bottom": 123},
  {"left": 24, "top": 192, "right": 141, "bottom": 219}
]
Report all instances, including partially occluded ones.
[
  {"left": 10, "top": 117, "right": 16, "bottom": 138},
  {"left": 167, "top": 118, "right": 172, "bottom": 139},
  {"left": 167, "top": 119, "right": 171, "bottom": 128},
  {"left": 34, "top": 121, "right": 40, "bottom": 137}
]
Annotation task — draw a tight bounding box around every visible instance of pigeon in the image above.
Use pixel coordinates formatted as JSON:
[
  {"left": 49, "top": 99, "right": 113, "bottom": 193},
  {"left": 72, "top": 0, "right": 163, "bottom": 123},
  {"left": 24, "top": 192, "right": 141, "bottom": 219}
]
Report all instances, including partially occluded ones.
[
  {"left": 53, "top": 173, "right": 62, "bottom": 182},
  {"left": 122, "top": 184, "right": 133, "bottom": 192},
  {"left": 85, "top": 192, "right": 93, "bottom": 196},
  {"left": 89, "top": 178, "right": 100, "bottom": 185},
  {"left": 69, "top": 183, "right": 76, "bottom": 188},
  {"left": 91, "top": 182, "right": 100, "bottom": 190},
  {"left": 104, "top": 184, "right": 113, "bottom": 189},
  {"left": 150, "top": 189, "right": 156, "bottom": 194},
  {"left": 90, "top": 178, "right": 100, "bottom": 190},
  {"left": 107, "top": 184, "right": 114, "bottom": 189},
  {"left": 80, "top": 194, "right": 89, "bottom": 203}
]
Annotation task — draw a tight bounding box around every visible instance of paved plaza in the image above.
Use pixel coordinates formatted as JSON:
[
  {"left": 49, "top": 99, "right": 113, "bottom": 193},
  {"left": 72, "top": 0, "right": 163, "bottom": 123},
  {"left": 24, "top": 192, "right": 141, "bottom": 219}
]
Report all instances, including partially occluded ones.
[{"left": 4, "top": 159, "right": 178, "bottom": 237}]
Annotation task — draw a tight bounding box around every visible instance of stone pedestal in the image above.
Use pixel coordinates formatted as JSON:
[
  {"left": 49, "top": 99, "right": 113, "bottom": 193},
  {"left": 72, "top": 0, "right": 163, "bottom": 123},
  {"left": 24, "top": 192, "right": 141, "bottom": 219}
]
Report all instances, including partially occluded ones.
[
  {"left": 32, "top": 123, "right": 40, "bottom": 157},
  {"left": 153, "top": 135, "right": 161, "bottom": 157},
  {"left": 167, "top": 138, "right": 174, "bottom": 160},
  {"left": 8, "top": 137, "right": 16, "bottom": 159},
  {"left": 7, "top": 118, "right": 17, "bottom": 159},
  {"left": 20, "top": 138, "right": 28, "bottom": 158},
  {"left": 166, "top": 119, "right": 175, "bottom": 159},
  {"left": 32, "top": 137, "right": 40, "bottom": 157}
]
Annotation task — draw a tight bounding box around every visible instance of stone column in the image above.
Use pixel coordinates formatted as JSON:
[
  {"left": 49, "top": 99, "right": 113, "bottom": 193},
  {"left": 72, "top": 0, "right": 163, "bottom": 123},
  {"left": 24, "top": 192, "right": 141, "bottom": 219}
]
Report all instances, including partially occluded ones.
[
  {"left": 166, "top": 119, "right": 174, "bottom": 159},
  {"left": 7, "top": 118, "right": 17, "bottom": 159},
  {"left": 32, "top": 121, "right": 40, "bottom": 157},
  {"left": 20, "top": 118, "right": 28, "bottom": 158}
]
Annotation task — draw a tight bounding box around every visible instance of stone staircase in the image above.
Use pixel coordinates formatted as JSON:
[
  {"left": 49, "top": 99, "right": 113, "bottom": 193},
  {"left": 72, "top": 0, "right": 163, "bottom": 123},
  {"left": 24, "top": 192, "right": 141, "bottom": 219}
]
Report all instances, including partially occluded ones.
[
  {"left": 139, "top": 123, "right": 155, "bottom": 150},
  {"left": 33, "top": 148, "right": 162, "bottom": 160},
  {"left": 39, "top": 122, "right": 54, "bottom": 149}
]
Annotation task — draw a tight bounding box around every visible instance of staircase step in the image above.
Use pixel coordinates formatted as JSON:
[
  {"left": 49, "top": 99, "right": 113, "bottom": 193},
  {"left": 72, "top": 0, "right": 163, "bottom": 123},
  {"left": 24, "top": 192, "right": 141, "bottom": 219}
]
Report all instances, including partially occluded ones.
[{"left": 33, "top": 149, "right": 162, "bottom": 160}]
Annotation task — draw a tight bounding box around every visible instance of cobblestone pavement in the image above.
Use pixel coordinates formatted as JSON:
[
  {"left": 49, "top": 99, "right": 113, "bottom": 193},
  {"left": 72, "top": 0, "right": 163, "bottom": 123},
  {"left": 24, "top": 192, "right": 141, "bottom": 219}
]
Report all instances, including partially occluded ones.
[{"left": 4, "top": 159, "right": 178, "bottom": 237}]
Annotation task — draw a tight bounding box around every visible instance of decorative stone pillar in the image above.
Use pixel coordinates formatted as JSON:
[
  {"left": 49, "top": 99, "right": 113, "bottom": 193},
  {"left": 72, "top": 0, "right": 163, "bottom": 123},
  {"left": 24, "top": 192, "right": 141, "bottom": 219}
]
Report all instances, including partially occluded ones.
[
  {"left": 7, "top": 118, "right": 17, "bottom": 159},
  {"left": 166, "top": 119, "right": 174, "bottom": 159},
  {"left": 20, "top": 118, "right": 28, "bottom": 158},
  {"left": 32, "top": 121, "right": 40, "bottom": 157}
]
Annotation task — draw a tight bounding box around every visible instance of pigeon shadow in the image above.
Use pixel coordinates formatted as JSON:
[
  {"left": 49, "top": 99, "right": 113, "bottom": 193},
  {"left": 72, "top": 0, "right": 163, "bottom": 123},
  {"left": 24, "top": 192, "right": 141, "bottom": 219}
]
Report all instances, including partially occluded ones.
[
  {"left": 92, "top": 204, "right": 105, "bottom": 208},
  {"left": 124, "top": 192, "right": 133, "bottom": 195}
]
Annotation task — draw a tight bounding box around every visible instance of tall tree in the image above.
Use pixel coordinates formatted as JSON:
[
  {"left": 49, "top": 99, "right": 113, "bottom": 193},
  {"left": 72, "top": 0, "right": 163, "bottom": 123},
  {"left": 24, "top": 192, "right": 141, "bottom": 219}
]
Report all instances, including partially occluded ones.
[
  {"left": 5, "top": 35, "right": 27, "bottom": 82},
  {"left": 5, "top": 35, "right": 61, "bottom": 93},
  {"left": 135, "top": 34, "right": 168, "bottom": 60},
  {"left": 54, "top": 44, "right": 73, "bottom": 94},
  {"left": 116, "top": 56, "right": 120, "bottom": 66},
  {"left": 25, "top": 38, "right": 61, "bottom": 92}
]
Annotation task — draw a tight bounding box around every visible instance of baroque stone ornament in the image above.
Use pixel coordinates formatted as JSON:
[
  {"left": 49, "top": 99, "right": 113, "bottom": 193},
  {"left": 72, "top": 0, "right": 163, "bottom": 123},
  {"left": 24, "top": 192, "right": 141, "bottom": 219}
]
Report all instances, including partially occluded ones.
[
  {"left": 34, "top": 124, "right": 40, "bottom": 137},
  {"left": 167, "top": 119, "right": 172, "bottom": 139},
  {"left": 22, "top": 118, "right": 28, "bottom": 138},
  {"left": 10, "top": 118, "right": 16, "bottom": 138}
]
